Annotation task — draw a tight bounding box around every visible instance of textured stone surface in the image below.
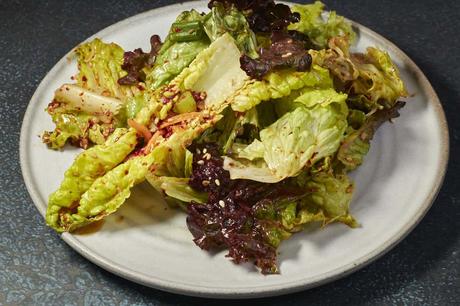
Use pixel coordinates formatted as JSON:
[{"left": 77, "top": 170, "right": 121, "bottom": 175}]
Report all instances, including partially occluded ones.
[{"left": 0, "top": 0, "right": 459, "bottom": 305}]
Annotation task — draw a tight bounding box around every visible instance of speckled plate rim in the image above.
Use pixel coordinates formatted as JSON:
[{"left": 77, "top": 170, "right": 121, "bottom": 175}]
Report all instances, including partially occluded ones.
[{"left": 20, "top": 1, "right": 449, "bottom": 299}]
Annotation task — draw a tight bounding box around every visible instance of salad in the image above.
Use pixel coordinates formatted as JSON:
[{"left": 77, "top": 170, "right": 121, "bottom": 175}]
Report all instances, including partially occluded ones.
[{"left": 43, "top": 0, "right": 408, "bottom": 274}]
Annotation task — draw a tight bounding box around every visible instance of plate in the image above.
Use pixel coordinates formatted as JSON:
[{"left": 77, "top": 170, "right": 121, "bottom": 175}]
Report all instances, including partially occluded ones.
[{"left": 20, "top": 1, "right": 449, "bottom": 298}]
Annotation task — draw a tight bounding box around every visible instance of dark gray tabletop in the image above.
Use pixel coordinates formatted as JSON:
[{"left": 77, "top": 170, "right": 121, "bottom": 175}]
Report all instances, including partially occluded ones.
[{"left": 1, "top": 0, "right": 459, "bottom": 305}]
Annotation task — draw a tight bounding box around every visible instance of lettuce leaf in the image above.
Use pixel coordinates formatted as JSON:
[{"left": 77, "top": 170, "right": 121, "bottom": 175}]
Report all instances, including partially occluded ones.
[
  {"left": 145, "top": 10, "right": 210, "bottom": 90},
  {"left": 42, "top": 112, "right": 114, "bottom": 149},
  {"left": 172, "top": 33, "right": 249, "bottom": 111},
  {"left": 146, "top": 176, "right": 208, "bottom": 204},
  {"left": 297, "top": 172, "right": 357, "bottom": 227},
  {"left": 337, "top": 101, "right": 405, "bottom": 170},
  {"left": 75, "top": 38, "right": 140, "bottom": 99},
  {"left": 44, "top": 38, "right": 137, "bottom": 149},
  {"left": 224, "top": 93, "right": 348, "bottom": 182},
  {"left": 203, "top": 2, "right": 258, "bottom": 58},
  {"left": 311, "top": 37, "right": 408, "bottom": 111},
  {"left": 275, "top": 87, "right": 347, "bottom": 117},
  {"left": 46, "top": 128, "right": 138, "bottom": 231},
  {"left": 230, "top": 64, "right": 333, "bottom": 112},
  {"left": 288, "top": 1, "right": 356, "bottom": 49}
]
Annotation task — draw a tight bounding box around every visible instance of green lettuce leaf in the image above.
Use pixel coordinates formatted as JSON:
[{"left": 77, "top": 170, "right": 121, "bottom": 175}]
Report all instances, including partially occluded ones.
[
  {"left": 224, "top": 93, "right": 348, "bottom": 182},
  {"left": 337, "top": 101, "right": 405, "bottom": 170},
  {"left": 203, "top": 2, "right": 258, "bottom": 58},
  {"left": 172, "top": 33, "right": 249, "bottom": 111},
  {"left": 279, "top": 202, "right": 327, "bottom": 232},
  {"left": 75, "top": 38, "right": 140, "bottom": 99},
  {"left": 349, "top": 47, "right": 408, "bottom": 110},
  {"left": 42, "top": 112, "right": 114, "bottom": 149},
  {"left": 146, "top": 176, "right": 208, "bottom": 204},
  {"left": 311, "top": 37, "right": 408, "bottom": 111},
  {"left": 298, "top": 172, "right": 357, "bottom": 227},
  {"left": 42, "top": 84, "right": 126, "bottom": 149},
  {"left": 46, "top": 128, "right": 138, "bottom": 231},
  {"left": 44, "top": 37, "right": 135, "bottom": 149},
  {"left": 145, "top": 10, "right": 210, "bottom": 90},
  {"left": 230, "top": 65, "right": 332, "bottom": 112},
  {"left": 288, "top": 1, "right": 356, "bottom": 49},
  {"left": 275, "top": 87, "right": 347, "bottom": 117}
]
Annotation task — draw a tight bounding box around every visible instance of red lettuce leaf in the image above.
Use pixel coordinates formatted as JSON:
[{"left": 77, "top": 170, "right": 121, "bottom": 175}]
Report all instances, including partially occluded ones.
[
  {"left": 187, "top": 143, "right": 306, "bottom": 274},
  {"left": 118, "top": 35, "right": 162, "bottom": 85},
  {"left": 240, "top": 31, "right": 312, "bottom": 79}
]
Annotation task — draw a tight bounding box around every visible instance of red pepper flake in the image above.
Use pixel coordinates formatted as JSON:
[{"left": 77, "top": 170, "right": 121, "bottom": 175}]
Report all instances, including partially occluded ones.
[{"left": 162, "top": 126, "right": 174, "bottom": 138}]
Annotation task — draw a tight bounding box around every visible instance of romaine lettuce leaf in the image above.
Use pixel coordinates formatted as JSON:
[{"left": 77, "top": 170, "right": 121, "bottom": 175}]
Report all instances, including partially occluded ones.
[
  {"left": 42, "top": 112, "right": 114, "bottom": 149},
  {"left": 279, "top": 201, "right": 327, "bottom": 232},
  {"left": 275, "top": 87, "right": 347, "bottom": 117},
  {"left": 44, "top": 38, "right": 136, "bottom": 149},
  {"left": 230, "top": 65, "right": 332, "bottom": 112},
  {"left": 203, "top": 2, "right": 258, "bottom": 58},
  {"left": 171, "top": 33, "right": 249, "bottom": 111},
  {"left": 75, "top": 38, "right": 140, "bottom": 99},
  {"left": 288, "top": 1, "right": 356, "bottom": 49},
  {"left": 224, "top": 94, "right": 348, "bottom": 182},
  {"left": 46, "top": 128, "right": 138, "bottom": 231},
  {"left": 145, "top": 10, "right": 210, "bottom": 90},
  {"left": 42, "top": 84, "right": 126, "bottom": 149},
  {"left": 349, "top": 47, "right": 408, "bottom": 110}
]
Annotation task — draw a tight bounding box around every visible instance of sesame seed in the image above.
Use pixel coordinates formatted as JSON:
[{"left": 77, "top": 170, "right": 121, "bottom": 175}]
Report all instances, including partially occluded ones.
[
  {"left": 196, "top": 148, "right": 201, "bottom": 154},
  {"left": 202, "top": 180, "right": 210, "bottom": 186},
  {"left": 197, "top": 160, "right": 205, "bottom": 165},
  {"left": 215, "top": 179, "right": 220, "bottom": 186},
  {"left": 218, "top": 200, "right": 225, "bottom": 207},
  {"left": 203, "top": 153, "right": 211, "bottom": 160},
  {"left": 282, "top": 52, "right": 293, "bottom": 58},
  {"left": 203, "top": 148, "right": 207, "bottom": 154}
]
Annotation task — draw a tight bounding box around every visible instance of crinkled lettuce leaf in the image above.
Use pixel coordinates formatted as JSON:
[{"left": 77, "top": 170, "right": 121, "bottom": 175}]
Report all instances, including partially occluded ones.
[
  {"left": 203, "top": 2, "right": 258, "bottom": 58},
  {"left": 224, "top": 93, "right": 348, "bottom": 182},
  {"left": 275, "top": 87, "right": 347, "bottom": 117},
  {"left": 288, "top": 1, "right": 356, "bottom": 49},
  {"left": 311, "top": 37, "right": 408, "bottom": 111},
  {"left": 46, "top": 128, "right": 138, "bottom": 231},
  {"left": 349, "top": 47, "right": 408, "bottom": 110},
  {"left": 337, "top": 101, "right": 405, "bottom": 170},
  {"left": 42, "top": 112, "right": 114, "bottom": 149},
  {"left": 145, "top": 10, "right": 210, "bottom": 90},
  {"left": 297, "top": 171, "right": 357, "bottom": 227},
  {"left": 230, "top": 64, "right": 333, "bottom": 112},
  {"left": 75, "top": 38, "right": 140, "bottom": 99}
]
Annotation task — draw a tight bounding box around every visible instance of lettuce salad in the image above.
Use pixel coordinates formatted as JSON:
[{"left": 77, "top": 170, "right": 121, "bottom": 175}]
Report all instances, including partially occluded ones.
[{"left": 43, "top": 0, "right": 408, "bottom": 274}]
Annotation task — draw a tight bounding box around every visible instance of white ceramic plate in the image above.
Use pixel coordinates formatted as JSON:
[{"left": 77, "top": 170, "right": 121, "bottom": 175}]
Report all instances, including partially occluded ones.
[{"left": 20, "top": 1, "right": 449, "bottom": 299}]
